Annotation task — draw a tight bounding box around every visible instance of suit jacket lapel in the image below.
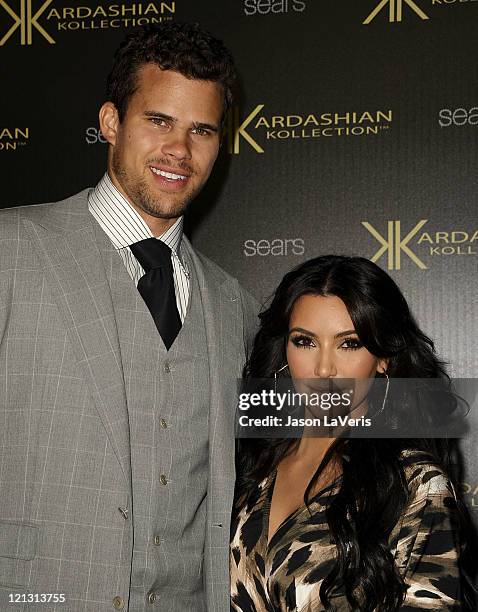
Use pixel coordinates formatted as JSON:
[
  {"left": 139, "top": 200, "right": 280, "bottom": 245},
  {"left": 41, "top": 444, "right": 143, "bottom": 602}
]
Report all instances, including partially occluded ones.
[
  {"left": 183, "top": 238, "right": 244, "bottom": 520},
  {"left": 20, "top": 190, "right": 132, "bottom": 493}
]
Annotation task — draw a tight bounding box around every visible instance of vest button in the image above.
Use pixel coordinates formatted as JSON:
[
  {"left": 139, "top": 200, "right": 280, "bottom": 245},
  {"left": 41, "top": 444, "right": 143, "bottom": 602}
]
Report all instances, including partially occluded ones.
[
  {"left": 147, "top": 591, "right": 157, "bottom": 604},
  {"left": 160, "top": 419, "right": 168, "bottom": 429},
  {"left": 153, "top": 535, "right": 161, "bottom": 546},
  {"left": 164, "top": 362, "right": 171, "bottom": 373},
  {"left": 160, "top": 474, "right": 168, "bottom": 485},
  {"left": 113, "top": 595, "right": 124, "bottom": 609}
]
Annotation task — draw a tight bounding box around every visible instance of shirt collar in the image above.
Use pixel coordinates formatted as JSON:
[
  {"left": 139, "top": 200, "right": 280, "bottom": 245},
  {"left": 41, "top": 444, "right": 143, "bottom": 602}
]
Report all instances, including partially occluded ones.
[{"left": 88, "top": 172, "right": 185, "bottom": 259}]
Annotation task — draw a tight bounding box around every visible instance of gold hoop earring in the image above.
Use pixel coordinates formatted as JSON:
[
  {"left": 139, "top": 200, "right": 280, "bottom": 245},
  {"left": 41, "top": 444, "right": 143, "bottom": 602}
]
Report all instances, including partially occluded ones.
[
  {"left": 375, "top": 371, "right": 389, "bottom": 416},
  {"left": 274, "top": 364, "right": 289, "bottom": 394}
]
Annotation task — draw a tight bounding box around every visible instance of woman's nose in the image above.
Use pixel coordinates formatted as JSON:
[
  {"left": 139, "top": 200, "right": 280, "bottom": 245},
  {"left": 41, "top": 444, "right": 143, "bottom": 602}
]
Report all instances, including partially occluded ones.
[{"left": 314, "top": 349, "right": 337, "bottom": 378}]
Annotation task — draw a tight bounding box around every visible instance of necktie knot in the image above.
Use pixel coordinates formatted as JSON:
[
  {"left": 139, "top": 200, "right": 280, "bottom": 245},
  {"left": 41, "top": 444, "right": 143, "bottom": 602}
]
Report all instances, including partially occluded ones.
[{"left": 130, "top": 238, "right": 172, "bottom": 272}]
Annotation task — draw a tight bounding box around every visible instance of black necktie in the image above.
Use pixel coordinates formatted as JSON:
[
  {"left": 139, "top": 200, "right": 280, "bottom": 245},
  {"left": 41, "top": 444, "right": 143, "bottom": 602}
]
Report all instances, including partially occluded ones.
[{"left": 129, "top": 238, "right": 182, "bottom": 349}]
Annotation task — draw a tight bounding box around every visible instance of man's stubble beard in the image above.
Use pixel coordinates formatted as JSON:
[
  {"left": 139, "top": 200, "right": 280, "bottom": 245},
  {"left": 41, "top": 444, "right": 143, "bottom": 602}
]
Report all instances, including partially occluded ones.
[{"left": 112, "top": 151, "right": 199, "bottom": 220}]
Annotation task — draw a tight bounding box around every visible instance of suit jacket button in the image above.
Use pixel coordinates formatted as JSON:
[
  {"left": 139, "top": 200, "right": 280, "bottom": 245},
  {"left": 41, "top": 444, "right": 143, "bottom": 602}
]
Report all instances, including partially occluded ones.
[
  {"left": 159, "top": 474, "right": 168, "bottom": 485},
  {"left": 148, "top": 592, "right": 157, "bottom": 604},
  {"left": 113, "top": 596, "right": 124, "bottom": 609},
  {"left": 118, "top": 506, "right": 128, "bottom": 520}
]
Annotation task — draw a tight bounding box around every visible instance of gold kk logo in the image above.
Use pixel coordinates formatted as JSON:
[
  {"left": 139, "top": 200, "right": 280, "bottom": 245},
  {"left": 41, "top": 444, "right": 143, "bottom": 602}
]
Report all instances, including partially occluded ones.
[
  {"left": 363, "top": 0, "right": 429, "bottom": 24},
  {"left": 0, "top": 0, "right": 53, "bottom": 45},
  {"left": 226, "top": 105, "right": 265, "bottom": 154},
  {"left": 361, "top": 220, "right": 428, "bottom": 270}
]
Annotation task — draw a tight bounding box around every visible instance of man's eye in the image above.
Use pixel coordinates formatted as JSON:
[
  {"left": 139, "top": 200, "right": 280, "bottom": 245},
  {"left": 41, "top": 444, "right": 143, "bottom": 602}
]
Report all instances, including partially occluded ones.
[
  {"left": 291, "top": 335, "right": 314, "bottom": 349},
  {"left": 341, "top": 338, "right": 363, "bottom": 351},
  {"left": 192, "top": 127, "right": 209, "bottom": 136},
  {"left": 150, "top": 118, "right": 168, "bottom": 127}
]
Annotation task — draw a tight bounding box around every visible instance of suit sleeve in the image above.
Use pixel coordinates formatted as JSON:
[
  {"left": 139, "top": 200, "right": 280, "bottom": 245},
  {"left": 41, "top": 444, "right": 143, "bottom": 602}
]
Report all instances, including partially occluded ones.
[
  {"left": 394, "top": 473, "right": 461, "bottom": 610},
  {"left": 238, "top": 286, "right": 261, "bottom": 360}
]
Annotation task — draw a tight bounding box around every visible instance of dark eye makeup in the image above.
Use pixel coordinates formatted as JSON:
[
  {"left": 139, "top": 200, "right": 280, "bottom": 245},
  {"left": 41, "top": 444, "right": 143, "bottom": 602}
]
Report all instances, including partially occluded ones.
[{"left": 288, "top": 334, "right": 364, "bottom": 351}]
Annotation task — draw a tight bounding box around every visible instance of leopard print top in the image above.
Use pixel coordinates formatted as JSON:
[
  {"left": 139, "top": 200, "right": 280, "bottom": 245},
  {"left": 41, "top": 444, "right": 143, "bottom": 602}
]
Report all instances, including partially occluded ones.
[{"left": 230, "top": 455, "right": 461, "bottom": 611}]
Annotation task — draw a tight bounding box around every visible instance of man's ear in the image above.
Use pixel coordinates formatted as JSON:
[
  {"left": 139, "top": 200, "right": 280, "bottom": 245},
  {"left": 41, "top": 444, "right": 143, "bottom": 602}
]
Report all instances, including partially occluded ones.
[
  {"left": 376, "top": 359, "right": 389, "bottom": 375},
  {"left": 99, "top": 102, "right": 120, "bottom": 146}
]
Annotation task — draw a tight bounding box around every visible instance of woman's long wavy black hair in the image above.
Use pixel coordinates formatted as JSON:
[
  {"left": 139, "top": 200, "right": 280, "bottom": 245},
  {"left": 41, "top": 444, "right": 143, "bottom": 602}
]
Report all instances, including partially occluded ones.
[{"left": 236, "top": 255, "right": 477, "bottom": 611}]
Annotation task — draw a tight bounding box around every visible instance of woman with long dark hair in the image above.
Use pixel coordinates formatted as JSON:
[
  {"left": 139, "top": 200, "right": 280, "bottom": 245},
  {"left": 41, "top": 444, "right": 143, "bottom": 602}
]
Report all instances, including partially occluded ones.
[{"left": 230, "top": 255, "right": 476, "bottom": 611}]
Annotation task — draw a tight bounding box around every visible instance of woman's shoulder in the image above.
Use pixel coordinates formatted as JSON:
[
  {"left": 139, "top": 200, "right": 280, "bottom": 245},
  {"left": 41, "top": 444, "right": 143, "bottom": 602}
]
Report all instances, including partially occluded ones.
[
  {"left": 392, "top": 449, "right": 461, "bottom": 607},
  {"left": 399, "top": 449, "right": 456, "bottom": 503}
]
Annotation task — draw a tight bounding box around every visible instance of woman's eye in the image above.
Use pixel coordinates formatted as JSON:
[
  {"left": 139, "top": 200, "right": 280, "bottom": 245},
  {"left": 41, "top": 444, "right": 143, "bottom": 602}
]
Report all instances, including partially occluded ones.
[
  {"left": 291, "top": 335, "right": 314, "bottom": 349},
  {"left": 341, "top": 338, "right": 363, "bottom": 350}
]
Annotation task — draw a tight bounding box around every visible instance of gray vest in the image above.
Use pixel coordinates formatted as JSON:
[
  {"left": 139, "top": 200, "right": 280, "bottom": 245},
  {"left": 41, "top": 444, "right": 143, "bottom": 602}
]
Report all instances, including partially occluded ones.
[{"left": 104, "top": 244, "right": 209, "bottom": 611}]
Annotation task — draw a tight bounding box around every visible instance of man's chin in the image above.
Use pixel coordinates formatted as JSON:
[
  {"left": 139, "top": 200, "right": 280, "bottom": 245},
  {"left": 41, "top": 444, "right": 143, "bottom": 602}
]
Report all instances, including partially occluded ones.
[
  {"left": 124, "top": 177, "right": 198, "bottom": 220},
  {"left": 137, "top": 197, "right": 191, "bottom": 220}
]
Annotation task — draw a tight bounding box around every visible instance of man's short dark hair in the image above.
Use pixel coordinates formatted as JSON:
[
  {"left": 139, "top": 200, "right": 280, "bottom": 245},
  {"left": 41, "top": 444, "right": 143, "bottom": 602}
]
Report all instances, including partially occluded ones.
[{"left": 106, "top": 22, "right": 237, "bottom": 122}]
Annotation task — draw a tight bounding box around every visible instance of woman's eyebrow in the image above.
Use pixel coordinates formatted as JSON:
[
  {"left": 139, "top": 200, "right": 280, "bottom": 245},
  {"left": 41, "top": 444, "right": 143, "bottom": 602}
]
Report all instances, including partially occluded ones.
[
  {"left": 288, "top": 327, "right": 316, "bottom": 337},
  {"left": 335, "top": 329, "right": 356, "bottom": 338},
  {"left": 289, "top": 328, "right": 357, "bottom": 339}
]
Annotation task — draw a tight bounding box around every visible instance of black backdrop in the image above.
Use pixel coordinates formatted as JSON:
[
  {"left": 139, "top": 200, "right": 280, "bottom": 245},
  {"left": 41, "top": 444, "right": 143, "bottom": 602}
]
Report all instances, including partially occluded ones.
[{"left": 1, "top": 0, "right": 477, "bottom": 518}]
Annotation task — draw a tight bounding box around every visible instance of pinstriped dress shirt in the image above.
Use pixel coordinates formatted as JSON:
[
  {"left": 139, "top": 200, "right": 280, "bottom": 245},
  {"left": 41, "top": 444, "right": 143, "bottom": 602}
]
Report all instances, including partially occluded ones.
[{"left": 88, "top": 172, "right": 189, "bottom": 322}]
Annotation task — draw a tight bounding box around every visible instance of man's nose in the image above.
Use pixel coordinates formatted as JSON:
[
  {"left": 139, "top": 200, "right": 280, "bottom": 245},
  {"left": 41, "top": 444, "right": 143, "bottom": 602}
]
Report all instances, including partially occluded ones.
[{"left": 161, "top": 129, "right": 192, "bottom": 161}]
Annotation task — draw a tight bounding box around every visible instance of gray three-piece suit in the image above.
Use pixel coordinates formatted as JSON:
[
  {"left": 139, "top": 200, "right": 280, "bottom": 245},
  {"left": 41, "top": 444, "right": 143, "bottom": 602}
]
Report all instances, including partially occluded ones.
[{"left": 0, "top": 190, "right": 258, "bottom": 611}]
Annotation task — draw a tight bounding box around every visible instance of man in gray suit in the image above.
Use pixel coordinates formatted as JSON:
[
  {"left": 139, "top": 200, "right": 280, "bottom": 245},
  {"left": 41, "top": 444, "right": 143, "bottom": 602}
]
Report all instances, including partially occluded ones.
[{"left": 0, "top": 22, "right": 257, "bottom": 611}]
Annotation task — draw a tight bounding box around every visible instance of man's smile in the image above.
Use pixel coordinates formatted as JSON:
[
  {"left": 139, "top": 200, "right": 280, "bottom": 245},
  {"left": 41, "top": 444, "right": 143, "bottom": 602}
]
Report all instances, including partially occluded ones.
[{"left": 149, "top": 164, "right": 191, "bottom": 190}]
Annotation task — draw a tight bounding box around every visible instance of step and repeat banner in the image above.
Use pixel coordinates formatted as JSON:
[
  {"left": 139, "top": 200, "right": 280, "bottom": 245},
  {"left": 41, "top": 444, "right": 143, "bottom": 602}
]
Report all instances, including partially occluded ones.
[{"left": 1, "top": 0, "right": 477, "bottom": 517}]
